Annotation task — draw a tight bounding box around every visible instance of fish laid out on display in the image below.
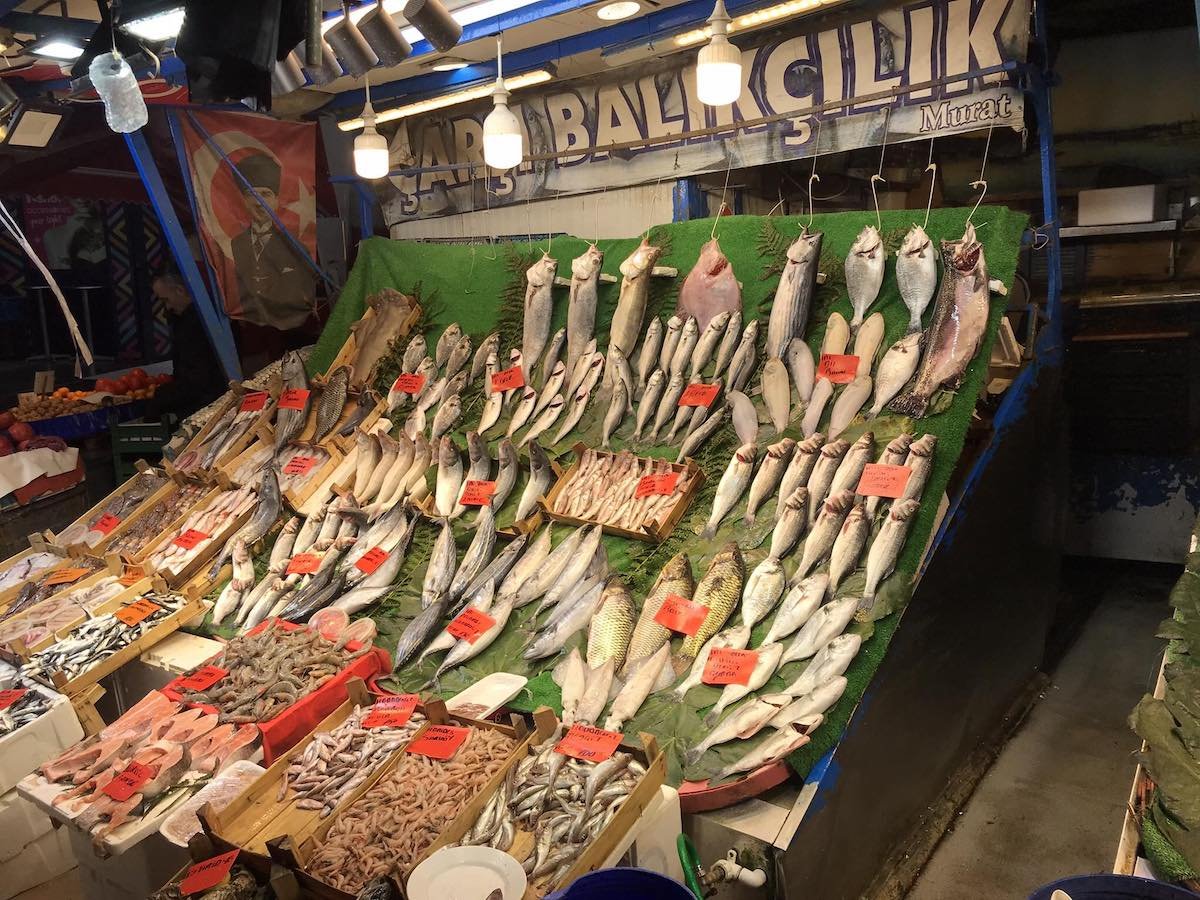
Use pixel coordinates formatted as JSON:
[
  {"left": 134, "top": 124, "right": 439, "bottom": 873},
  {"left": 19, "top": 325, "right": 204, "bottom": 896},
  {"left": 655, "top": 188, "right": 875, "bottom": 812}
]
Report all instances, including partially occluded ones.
[
  {"left": 896, "top": 224, "right": 939, "bottom": 333},
  {"left": 312, "top": 365, "right": 351, "bottom": 443},
  {"left": 868, "top": 332, "right": 923, "bottom": 418},
  {"left": 766, "top": 227, "right": 823, "bottom": 358},
  {"left": 522, "top": 253, "right": 559, "bottom": 382},
  {"left": 677, "top": 239, "right": 741, "bottom": 331},
  {"left": 547, "top": 449, "right": 694, "bottom": 534},
  {"left": 801, "top": 312, "right": 850, "bottom": 438},
  {"left": 609, "top": 239, "right": 663, "bottom": 357},
  {"left": 435, "top": 323, "right": 463, "bottom": 369},
  {"left": 274, "top": 351, "right": 312, "bottom": 449},
  {"left": 351, "top": 288, "right": 416, "bottom": 386},
  {"left": 702, "top": 443, "right": 757, "bottom": 538}
]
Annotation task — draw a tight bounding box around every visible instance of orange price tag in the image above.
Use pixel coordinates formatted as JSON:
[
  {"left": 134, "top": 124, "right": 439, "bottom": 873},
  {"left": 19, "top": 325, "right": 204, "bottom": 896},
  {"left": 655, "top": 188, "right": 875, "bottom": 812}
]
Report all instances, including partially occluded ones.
[
  {"left": 115, "top": 597, "right": 161, "bottom": 627},
  {"left": 636, "top": 471, "right": 680, "bottom": 499},
  {"left": 173, "top": 529, "right": 210, "bottom": 550},
  {"left": 446, "top": 608, "right": 496, "bottom": 644},
  {"left": 277, "top": 388, "right": 310, "bottom": 410},
  {"left": 362, "top": 694, "right": 419, "bottom": 729},
  {"left": 0, "top": 688, "right": 27, "bottom": 710},
  {"left": 118, "top": 565, "right": 145, "bottom": 587},
  {"left": 282, "top": 455, "right": 318, "bottom": 476},
  {"left": 355, "top": 547, "right": 389, "bottom": 575},
  {"left": 654, "top": 593, "right": 709, "bottom": 636},
  {"left": 92, "top": 513, "right": 121, "bottom": 535},
  {"left": 702, "top": 648, "right": 758, "bottom": 686},
  {"left": 239, "top": 391, "right": 268, "bottom": 413},
  {"left": 43, "top": 567, "right": 89, "bottom": 587},
  {"left": 180, "top": 665, "right": 228, "bottom": 692},
  {"left": 286, "top": 553, "right": 321, "bottom": 575},
  {"left": 459, "top": 480, "right": 496, "bottom": 507},
  {"left": 817, "top": 354, "right": 859, "bottom": 383},
  {"left": 490, "top": 366, "right": 524, "bottom": 393},
  {"left": 554, "top": 724, "right": 623, "bottom": 762},
  {"left": 392, "top": 373, "right": 427, "bottom": 394},
  {"left": 102, "top": 760, "right": 155, "bottom": 801},
  {"left": 856, "top": 463, "right": 912, "bottom": 499},
  {"left": 406, "top": 724, "right": 470, "bottom": 760},
  {"left": 678, "top": 382, "right": 720, "bottom": 407},
  {"left": 178, "top": 850, "right": 240, "bottom": 896}
]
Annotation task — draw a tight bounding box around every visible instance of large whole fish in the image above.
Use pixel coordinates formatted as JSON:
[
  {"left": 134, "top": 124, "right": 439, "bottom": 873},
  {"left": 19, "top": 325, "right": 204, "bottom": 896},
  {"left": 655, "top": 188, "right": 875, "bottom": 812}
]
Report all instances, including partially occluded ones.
[
  {"left": 586, "top": 576, "right": 635, "bottom": 671},
  {"left": 766, "top": 227, "right": 823, "bottom": 358},
  {"left": 515, "top": 440, "right": 554, "bottom": 522},
  {"left": 668, "top": 624, "right": 752, "bottom": 699},
  {"left": 860, "top": 498, "right": 921, "bottom": 616},
  {"left": 890, "top": 224, "right": 989, "bottom": 418},
  {"left": 844, "top": 225, "right": 885, "bottom": 329},
  {"left": 207, "top": 468, "right": 281, "bottom": 579},
  {"left": 351, "top": 288, "right": 414, "bottom": 385},
  {"left": 274, "top": 351, "right": 311, "bottom": 449},
  {"left": 435, "top": 323, "right": 463, "bottom": 369},
  {"left": 677, "top": 239, "right": 741, "bottom": 331},
  {"left": 522, "top": 253, "right": 559, "bottom": 381},
  {"left": 624, "top": 553, "right": 694, "bottom": 675},
  {"left": 674, "top": 543, "right": 745, "bottom": 672},
  {"left": 868, "top": 332, "right": 923, "bottom": 418},
  {"left": 313, "top": 366, "right": 350, "bottom": 443},
  {"left": 609, "top": 239, "right": 663, "bottom": 356},
  {"left": 566, "top": 245, "right": 604, "bottom": 377},
  {"left": 702, "top": 443, "right": 757, "bottom": 538},
  {"left": 896, "top": 224, "right": 938, "bottom": 333}
]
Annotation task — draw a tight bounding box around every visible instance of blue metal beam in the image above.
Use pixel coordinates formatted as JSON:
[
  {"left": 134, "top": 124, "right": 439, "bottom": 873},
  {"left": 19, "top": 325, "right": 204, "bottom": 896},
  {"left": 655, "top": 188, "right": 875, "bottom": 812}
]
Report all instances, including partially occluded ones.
[
  {"left": 124, "top": 130, "right": 243, "bottom": 381},
  {"left": 672, "top": 178, "right": 706, "bottom": 222},
  {"left": 4, "top": 12, "right": 97, "bottom": 41}
]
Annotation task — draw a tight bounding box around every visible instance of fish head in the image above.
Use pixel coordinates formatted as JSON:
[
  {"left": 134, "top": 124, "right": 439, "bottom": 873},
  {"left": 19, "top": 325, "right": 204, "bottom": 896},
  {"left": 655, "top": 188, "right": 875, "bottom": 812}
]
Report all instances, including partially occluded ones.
[
  {"left": 438, "top": 435, "right": 458, "bottom": 465},
  {"left": 454, "top": 333, "right": 472, "bottom": 354},
  {"left": 509, "top": 348, "right": 523, "bottom": 366},
  {"left": 825, "top": 489, "right": 855, "bottom": 514},
  {"left": 497, "top": 438, "right": 517, "bottom": 463},
  {"left": 891, "top": 498, "right": 921, "bottom": 521},
  {"left": 707, "top": 310, "right": 732, "bottom": 333},
  {"left": 646, "top": 369, "right": 665, "bottom": 390},
  {"left": 620, "top": 238, "right": 661, "bottom": 278},
  {"left": 682, "top": 316, "right": 699, "bottom": 339},
  {"left": 665, "top": 315, "right": 683, "bottom": 335},
  {"left": 572, "top": 244, "right": 605, "bottom": 279},
  {"left": 901, "top": 225, "right": 932, "bottom": 257},
  {"left": 417, "top": 356, "right": 437, "bottom": 378},
  {"left": 466, "top": 431, "right": 486, "bottom": 460},
  {"left": 821, "top": 439, "right": 849, "bottom": 458},
  {"left": 886, "top": 432, "right": 915, "bottom": 454},
  {"left": 447, "top": 370, "right": 469, "bottom": 394},
  {"left": 768, "top": 439, "right": 794, "bottom": 460},
  {"left": 527, "top": 439, "right": 550, "bottom": 470},
  {"left": 784, "top": 486, "right": 809, "bottom": 510},
  {"left": 742, "top": 319, "right": 759, "bottom": 342},
  {"left": 528, "top": 254, "right": 558, "bottom": 286},
  {"left": 911, "top": 433, "right": 938, "bottom": 456},
  {"left": 282, "top": 351, "right": 305, "bottom": 381},
  {"left": 950, "top": 225, "right": 983, "bottom": 272},
  {"left": 851, "top": 225, "right": 883, "bottom": 256},
  {"left": 853, "top": 431, "right": 874, "bottom": 451},
  {"left": 442, "top": 322, "right": 462, "bottom": 343},
  {"left": 844, "top": 502, "right": 868, "bottom": 525},
  {"left": 788, "top": 228, "right": 823, "bottom": 263}
]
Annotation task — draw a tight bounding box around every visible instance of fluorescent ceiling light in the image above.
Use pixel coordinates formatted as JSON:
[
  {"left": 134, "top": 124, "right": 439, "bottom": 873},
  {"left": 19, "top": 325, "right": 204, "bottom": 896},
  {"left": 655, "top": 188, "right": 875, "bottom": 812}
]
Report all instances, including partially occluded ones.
[
  {"left": 429, "top": 57, "right": 470, "bottom": 70},
  {"left": 120, "top": 6, "right": 186, "bottom": 42},
  {"left": 324, "top": 0, "right": 542, "bottom": 48},
  {"left": 674, "top": 0, "right": 845, "bottom": 46},
  {"left": 31, "top": 39, "right": 84, "bottom": 60},
  {"left": 597, "top": 1, "right": 640, "bottom": 20},
  {"left": 338, "top": 67, "right": 552, "bottom": 130}
]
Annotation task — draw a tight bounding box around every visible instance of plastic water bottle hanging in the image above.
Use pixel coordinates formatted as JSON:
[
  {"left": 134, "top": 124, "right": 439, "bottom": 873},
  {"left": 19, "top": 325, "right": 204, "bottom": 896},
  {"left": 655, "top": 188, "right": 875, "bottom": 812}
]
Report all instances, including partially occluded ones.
[{"left": 90, "top": 51, "right": 148, "bottom": 133}]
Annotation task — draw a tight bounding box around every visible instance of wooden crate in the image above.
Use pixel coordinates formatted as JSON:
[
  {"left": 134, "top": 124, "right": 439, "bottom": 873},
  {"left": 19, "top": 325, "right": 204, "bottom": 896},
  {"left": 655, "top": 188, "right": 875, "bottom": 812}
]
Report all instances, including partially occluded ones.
[
  {"left": 322, "top": 300, "right": 423, "bottom": 384},
  {"left": 51, "top": 461, "right": 167, "bottom": 556},
  {"left": 100, "top": 475, "right": 215, "bottom": 565},
  {"left": 277, "top": 443, "right": 345, "bottom": 512},
  {"left": 540, "top": 443, "right": 704, "bottom": 543},
  {"left": 0, "top": 537, "right": 72, "bottom": 610},
  {"left": 219, "top": 437, "right": 276, "bottom": 488},
  {"left": 173, "top": 381, "right": 247, "bottom": 460},
  {"left": 140, "top": 486, "right": 257, "bottom": 588}
]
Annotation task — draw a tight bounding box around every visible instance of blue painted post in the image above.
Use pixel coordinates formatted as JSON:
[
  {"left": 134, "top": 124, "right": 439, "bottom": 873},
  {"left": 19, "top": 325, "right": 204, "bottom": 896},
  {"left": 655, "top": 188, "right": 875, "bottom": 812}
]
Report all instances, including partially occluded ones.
[
  {"left": 124, "top": 131, "right": 242, "bottom": 381},
  {"left": 672, "top": 178, "right": 706, "bottom": 221},
  {"left": 1030, "top": 0, "right": 1062, "bottom": 348},
  {"left": 355, "top": 182, "right": 376, "bottom": 239}
]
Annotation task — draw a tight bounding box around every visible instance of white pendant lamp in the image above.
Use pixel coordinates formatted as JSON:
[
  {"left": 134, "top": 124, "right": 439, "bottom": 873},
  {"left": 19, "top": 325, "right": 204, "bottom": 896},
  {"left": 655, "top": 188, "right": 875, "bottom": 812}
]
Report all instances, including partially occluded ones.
[
  {"left": 353, "top": 72, "right": 390, "bottom": 179},
  {"left": 482, "top": 35, "right": 524, "bottom": 170},
  {"left": 696, "top": 0, "right": 742, "bottom": 107}
]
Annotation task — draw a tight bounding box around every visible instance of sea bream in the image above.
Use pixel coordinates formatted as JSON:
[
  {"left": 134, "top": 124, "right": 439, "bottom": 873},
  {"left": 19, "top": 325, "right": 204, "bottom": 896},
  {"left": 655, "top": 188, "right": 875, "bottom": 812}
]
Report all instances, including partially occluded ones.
[
  {"left": 844, "top": 225, "right": 885, "bottom": 329},
  {"left": 677, "top": 239, "right": 742, "bottom": 331},
  {"left": 435, "top": 323, "right": 463, "bottom": 369},
  {"left": 609, "top": 239, "right": 663, "bottom": 356},
  {"left": 566, "top": 244, "right": 604, "bottom": 377},
  {"left": 766, "top": 227, "right": 823, "bottom": 358},
  {"left": 522, "top": 253, "right": 558, "bottom": 382},
  {"left": 896, "top": 224, "right": 938, "bottom": 333}
]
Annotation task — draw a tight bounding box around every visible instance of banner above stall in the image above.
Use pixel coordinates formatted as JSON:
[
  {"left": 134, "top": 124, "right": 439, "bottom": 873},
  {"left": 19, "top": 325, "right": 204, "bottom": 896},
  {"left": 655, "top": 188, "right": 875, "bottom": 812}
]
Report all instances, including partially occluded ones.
[{"left": 380, "top": 0, "right": 1029, "bottom": 223}]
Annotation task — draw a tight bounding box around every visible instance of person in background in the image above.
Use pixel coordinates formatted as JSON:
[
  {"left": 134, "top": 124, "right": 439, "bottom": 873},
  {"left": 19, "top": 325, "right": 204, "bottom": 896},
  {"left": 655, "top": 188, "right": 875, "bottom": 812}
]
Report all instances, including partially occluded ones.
[{"left": 145, "top": 266, "right": 227, "bottom": 420}]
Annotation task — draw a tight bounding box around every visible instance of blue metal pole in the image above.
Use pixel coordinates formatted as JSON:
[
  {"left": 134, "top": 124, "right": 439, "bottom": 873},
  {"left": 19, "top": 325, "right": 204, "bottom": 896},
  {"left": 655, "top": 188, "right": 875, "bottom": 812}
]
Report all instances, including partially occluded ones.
[
  {"left": 355, "top": 183, "right": 376, "bottom": 239},
  {"left": 672, "top": 178, "right": 706, "bottom": 221},
  {"left": 1030, "top": 0, "right": 1062, "bottom": 348},
  {"left": 124, "top": 130, "right": 243, "bottom": 381}
]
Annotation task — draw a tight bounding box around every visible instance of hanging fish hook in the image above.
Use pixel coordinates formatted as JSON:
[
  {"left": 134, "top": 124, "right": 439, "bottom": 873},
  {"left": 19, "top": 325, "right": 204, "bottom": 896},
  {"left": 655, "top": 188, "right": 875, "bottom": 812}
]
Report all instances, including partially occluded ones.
[
  {"left": 765, "top": 186, "right": 785, "bottom": 219},
  {"left": 806, "top": 116, "right": 822, "bottom": 230},
  {"left": 711, "top": 151, "right": 735, "bottom": 241},
  {"left": 922, "top": 138, "right": 937, "bottom": 230},
  {"left": 870, "top": 106, "right": 892, "bottom": 231},
  {"left": 463, "top": 166, "right": 478, "bottom": 293},
  {"left": 966, "top": 123, "right": 994, "bottom": 227}
]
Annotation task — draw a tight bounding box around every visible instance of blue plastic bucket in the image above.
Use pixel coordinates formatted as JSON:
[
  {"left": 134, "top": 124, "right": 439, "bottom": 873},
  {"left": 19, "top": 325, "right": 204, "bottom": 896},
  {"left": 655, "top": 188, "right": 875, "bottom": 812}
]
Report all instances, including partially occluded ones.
[
  {"left": 1029, "top": 875, "right": 1197, "bottom": 899},
  {"left": 544, "top": 867, "right": 694, "bottom": 900}
]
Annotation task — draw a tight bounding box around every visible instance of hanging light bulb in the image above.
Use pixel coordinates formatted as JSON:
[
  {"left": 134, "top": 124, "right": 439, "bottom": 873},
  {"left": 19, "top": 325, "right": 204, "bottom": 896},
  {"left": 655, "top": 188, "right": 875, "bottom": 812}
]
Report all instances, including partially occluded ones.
[
  {"left": 482, "top": 35, "right": 523, "bottom": 171},
  {"left": 353, "top": 72, "right": 390, "bottom": 179},
  {"left": 696, "top": 0, "right": 742, "bottom": 107}
]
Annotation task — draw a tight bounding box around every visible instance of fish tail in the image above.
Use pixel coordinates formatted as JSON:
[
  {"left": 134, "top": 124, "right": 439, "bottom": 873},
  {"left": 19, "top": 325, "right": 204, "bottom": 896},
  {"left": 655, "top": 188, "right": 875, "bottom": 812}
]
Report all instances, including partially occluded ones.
[
  {"left": 887, "top": 389, "right": 929, "bottom": 418},
  {"left": 905, "top": 318, "right": 922, "bottom": 335},
  {"left": 684, "top": 747, "right": 705, "bottom": 766},
  {"left": 701, "top": 523, "right": 717, "bottom": 540},
  {"left": 744, "top": 511, "right": 756, "bottom": 527}
]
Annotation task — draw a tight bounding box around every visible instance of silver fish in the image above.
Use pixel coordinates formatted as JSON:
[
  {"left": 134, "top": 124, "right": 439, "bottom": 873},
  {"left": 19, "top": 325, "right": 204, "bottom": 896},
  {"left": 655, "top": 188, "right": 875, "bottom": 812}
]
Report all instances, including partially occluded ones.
[
  {"left": 507, "top": 387, "right": 539, "bottom": 438},
  {"left": 649, "top": 372, "right": 685, "bottom": 444},
  {"left": 567, "top": 244, "right": 604, "bottom": 376},
  {"left": 801, "top": 312, "right": 850, "bottom": 437},
  {"left": 901, "top": 433, "right": 937, "bottom": 502},
  {"left": 713, "top": 723, "right": 812, "bottom": 780},
  {"left": 472, "top": 332, "right": 500, "bottom": 381},
  {"left": 435, "top": 323, "right": 464, "bottom": 369},
  {"left": 780, "top": 595, "right": 858, "bottom": 665},
  {"left": 492, "top": 439, "right": 520, "bottom": 511},
  {"left": 897, "top": 224, "right": 938, "bottom": 333},
  {"left": 762, "top": 573, "right": 826, "bottom": 645},
  {"left": 779, "top": 434, "right": 824, "bottom": 515},
  {"left": 727, "top": 389, "right": 758, "bottom": 446},
  {"left": 690, "top": 309, "right": 731, "bottom": 380},
  {"left": 539, "top": 327, "right": 566, "bottom": 389},
  {"left": 633, "top": 369, "right": 666, "bottom": 441},
  {"left": 580, "top": 350, "right": 606, "bottom": 396},
  {"left": 859, "top": 498, "right": 920, "bottom": 615},
  {"left": 524, "top": 579, "right": 605, "bottom": 660},
  {"left": 830, "top": 431, "right": 874, "bottom": 496},
  {"left": 521, "top": 394, "right": 565, "bottom": 447},
  {"left": 604, "top": 643, "right": 670, "bottom": 732},
  {"left": 516, "top": 440, "right": 554, "bottom": 522},
  {"left": 725, "top": 319, "right": 759, "bottom": 394},
  {"left": 865, "top": 433, "right": 914, "bottom": 517},
  {"left": 565, "top": 338, "right": 598, "bottom": 399},
  {"left": 766, "top": 227, "right": 823, "bottom": 358},
  {"left": 787, "top": 338, "right": 815, "bottom": 405},
  {"left": 668, "top": 625, "right": 752, "bottom": 700},
  {"left": 453, "top": 431, "right": 491, "bottom": 518},
  {"left": 793, "top": 489, "right": 855, "bottom": 582},
  {"left": 869, "top": 332, "right": 923, "bottom": 418},
  {"left": 781, "top": 633, "right": 862, "bottom": 698},
  {"left": 421, "top": 520, "right": 457, "bottom": 608},
  {"left": 686, "top": 693, "right": 793, "bottom": 763},
  {"left": 498, "top": 524, "right": 552, "bottom": 599},
  {"left": 827, "top": 373, "right": 872, "bottom": 440},
  {"left": 610, "top": 238, "right": 662, "bottom": 356},
  {"left": 712, "top": 307, "right": 742, "bottom": 379},
  {"left": 430, "top": 393, "right": 462, "bottom": 441},
  {"left": 745, "top": 437, "right": 795, "bottom": 526},
  {"left": 458, "top": 531, "right": 527, "bottom": 612},
  {"left": 769, "top": 676, "right": 847, "bottom": 729},
  {"left": 676, "top": 403, "right": 727, "bottom": 463},
  {"left": 479, "top": 390, "right": 504, "bottom": 435},
  {"left": 669, "top": 316, "right": 699, "bottom": 378},
  {"left": 602, "top": 380, "right": 628, "bottom": 448},
  {"left": 635, "top": 317, "right": 663, "bottom": 397},
  {"left": 522, "top": 254, "right": 558, "bottom": 381},
  {"left": 827, "top": 502, "right": 870, "bottom": 592},
  {"left": 769, "top": 485, "right": 809, "bottom": 560},
  {"left": 666, "top": 375, "right": 703, "bottom": 445},
  {"left": 740, "top": 556, "right": 786, "bottom": 628},
  {"left": 445, "top": 333, "right": 474, "bottom": 380},
  {"left": 534, "top": 361, "right": 566, "bottom": 417},
  {"left": 605, "top": 346, "right": 635, "bottom": 412},
  {"left": 658, "top": 315, "right": 683, "bottom": 374},
  {"left": 434, "top": 436, "right": 463, "bottom": 517},
  {"left": 805, "top": 438, "right": 848, "bottom": 522},
  {"left": 417, "top": 376, "right": 447, "bottom": 414},
  {"left": 448, "top": 506, "right": 496, "bottom": 601},
  {"left": 402, "top": 334, "right": 428, "bottom": 373},
  {"left": 552, "top": 385, "right": 592, "bottom": 444},
  {"left": 762, "top": 357, "right": 791, "bottom": 435},
  {"left": 704, "top": 640, "right": 784, "bottom": 725},
  {"left": 702, "top": 442, "right": 757, "bottom": 538},
  {"left": 845, "top": 225, "right": 885, "bottom": 329}
]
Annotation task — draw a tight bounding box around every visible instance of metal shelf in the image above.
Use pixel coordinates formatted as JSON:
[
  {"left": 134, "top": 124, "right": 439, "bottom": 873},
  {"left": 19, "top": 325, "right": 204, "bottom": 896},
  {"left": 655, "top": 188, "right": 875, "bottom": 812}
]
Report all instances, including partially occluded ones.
[{"left": 1060, "top": 220, "right": 1178, "bottom": 238}]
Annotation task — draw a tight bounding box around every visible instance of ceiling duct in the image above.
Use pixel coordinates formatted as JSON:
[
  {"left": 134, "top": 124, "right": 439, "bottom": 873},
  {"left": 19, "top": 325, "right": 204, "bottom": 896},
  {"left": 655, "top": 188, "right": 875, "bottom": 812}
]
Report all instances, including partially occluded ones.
[{"left": 300, "top": 37, "right": 343, "bottom": 84}]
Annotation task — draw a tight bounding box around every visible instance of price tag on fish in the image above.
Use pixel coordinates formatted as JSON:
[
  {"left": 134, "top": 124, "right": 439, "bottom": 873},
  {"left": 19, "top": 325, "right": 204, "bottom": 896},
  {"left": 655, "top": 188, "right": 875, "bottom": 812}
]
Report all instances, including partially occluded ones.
[
  {"left": 43, "top": 567, "right": 90, "bottom": 586},
  {"left": 180, "top": 665, "right": 228, "bottom": 692},
  {"left": 0, "top": 688, "right": 26, "bottom": 710},
  {"left": 173, "top": 529, "right": 209, "bottom": 550},
  {"left": 363, "top": 694, "right": 419, "bottom": 729},
  {"left": 179, "top": 850, "right": 240, "bottom": 896},
  {"left": 406, "top": 724, "right": 470, "bottom": 760},
  {"left": 678, "top": 382, "right": 720, "bottom": 408},
  {"left": 635, "top": 471, "right": 680, "bottom": 499},
  {"left": 817, "top": 354, "right": 859, "bottom": 383},
  {"left": 116, "top": 597, "right": 161, "bottom": 627},
  {"left": 282, "top": 455, "right": 318, "bottom": 476},
  {"left": 355, "top": 547, "right": 389, "bottom": 575},
  {"left": 459, "top": 480, "right": 496, "bottom": 507},
  {"left": 118, "top": 565, "right": 145, "bottom": 586},
  {"left": 277, "top": 387, "right": 310, "bottom": 410},
  {"left": 92, "top": 513, "right": 121, "bottom": 535},
  {"left": 702, "top": 648, "right": 758, "bottom": 686},
  {"left": 102, "top": 760, "right": 155, "bottom": 802},
  {"left": 392, "top": 373, "right": 426, "bottom": 395},
  {"left": 490, "top": 366, "right": 524, "bottom": 393},
  {"left": 286, "top": 553, "right": 321, "bottom": 575},
  {"left": 239, "top": 391, "right": 268, "bottom": 413},
  {"left": 446, "top": 608, "right": 496, "bottom": 644},
  {"left": 856, "top": 463, "right": 912, "bottom": 499},
  {"left": 554, "top": 724, "right": 624, "bottom": 763},
  {"left": 654, "top": 593, "right": 709, "bottom": 636}
]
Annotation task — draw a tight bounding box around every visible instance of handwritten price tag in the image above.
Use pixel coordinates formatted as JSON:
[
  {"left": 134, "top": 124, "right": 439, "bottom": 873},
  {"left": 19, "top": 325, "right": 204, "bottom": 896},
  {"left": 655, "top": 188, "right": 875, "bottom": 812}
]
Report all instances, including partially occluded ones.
[
  {"left": 817, "top": 354, "right": 859, "bottom": 383},
  {"left": 392, "top": 373, "right": 427, "bottom": 394},
  {"left": 179, "top": 850, "right": 240, "bottom": 896},
  {"left": 102, "top": 760, "right": 155, "bottom": 801},
  {"left": 282, "top": 455, "right": 318, "bottom": 476},
  {"left": 43, "top": 567, "right": 90, "bottom": 587},
  {"left": 115, "top": 597, "right": 161, "bottom": 627},
  {"left": 355, "top": 547, "right": 389, "bottom": 575},
  {"left": 118, "top": 565, "right": 145, "bottom": 587},
  {"left": 555, "top": 724, "right": 624, "bottom": 762},
  {"left": 702, "top": 648, "right": 758, "bottom": 686},
  {"left": 277, "top": 387, "right": 310, "bottom": 410},
  {"left": 239, "top": 391, "right": 268, "bottom": 413},
  {"left": 173, "top": 529, "right": 209, "bottom": 550},
  {"left": 678, "top": 382, "right": 720, "bottom": 408},
  {"left": 0, "top": 688, "right": 27, "bottom": 711},
  {"left": 636, "top": 471, "right": 680, "bottom": 499},
  {"left": 406, "top": 724, "right": 470, "bottom": 760},
  {"left": 180, "top": 665, "right": 228, "bottom": 692},
  {"left": 459, "top": 480, "right": 496, "bottom": 507},
  {"left": 491, "top": 366, "right": 524, "bottom": 393},
  {"left": 92, "top": 513, "right": 121, "bottom": 535},
  {"left": 447, "top": 608, "right": 496, "bottom": 644},
  {"left": 856, "top": 463, "right": 912, "bottom": 499},
  {"left": 654, "top": 594, "right": 709, "bottom": 636},
  {"left": 286, "top": 553, "right": 321, "bottom": 575},
  {"left": 363, "top": 694, "right": 419, "bottom": 729}
]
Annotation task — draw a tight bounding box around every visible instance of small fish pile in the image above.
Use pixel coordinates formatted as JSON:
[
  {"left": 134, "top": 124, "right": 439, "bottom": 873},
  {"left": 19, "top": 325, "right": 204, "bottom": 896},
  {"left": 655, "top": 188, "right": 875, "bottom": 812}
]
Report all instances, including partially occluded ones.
[
  {"left": 305, "top": 726, "right": 516, "bottom": 891},
  {"left": 386, "top": 323, "right": 476, "bottom": 442},
  {"left": 0, "top": 575, "right": 125, "bottom": 651},
  {"left": 150, "top": 866, "right": 259, "bottom": 900},
  {"left": 276, "top": 444, "right": 331, "bottom": 495},
  {"left": 455, "top": 732, "right": 645, "bottom": 894},
  {"left": 145, "top": 485, "right": 258, "bottom": 577},
  {"left": 178, "top": 621, "right": 369, "bottom": 724},
  {"left": 20, "top": 593, "right": 186, "bottom": 686},
  {"left": 546, "top": 448, "right": 694, "bottom": 534},
  {"left": 106, "top": 483, "right": 209, "bottom": 558},
  {"left": 281, "top": 704, "right": 425, "bottom": 818},
  {"left": 0, "top": 682, "right": 56, "bottom": 736},
  {"left": 57, "top": 470, "right": 168, "bottom": 547},
  {"left": 1, "top": 557, "right": 105, "bottom": 623},
  {"left": 174, "top": 398, "right": 265, "bottom": 474},
  {"left": 0, "top": 551, "right": 64, "bottom": 594}
]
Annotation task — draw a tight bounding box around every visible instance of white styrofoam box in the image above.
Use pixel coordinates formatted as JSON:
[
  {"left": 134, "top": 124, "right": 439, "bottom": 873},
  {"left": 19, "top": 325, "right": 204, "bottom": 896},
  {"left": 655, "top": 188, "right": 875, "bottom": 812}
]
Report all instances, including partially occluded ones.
[
  {"left": 1077, "top": 184, "right": 1167, "bottom": 225},
  {"left": 69, "top": 823, "right": 188, "bottom": 900},
  {"left": 0, "top": 686, "right": 83, "bottom": 794},
  {"left": 0, "top": 786, "right": 54, "bottom": 862},
  {"left": 139, "top": 631, "right": 225, "bottom": 675},
  {"left": 0, "top": 818, "right": 74, "bottom": 900}
]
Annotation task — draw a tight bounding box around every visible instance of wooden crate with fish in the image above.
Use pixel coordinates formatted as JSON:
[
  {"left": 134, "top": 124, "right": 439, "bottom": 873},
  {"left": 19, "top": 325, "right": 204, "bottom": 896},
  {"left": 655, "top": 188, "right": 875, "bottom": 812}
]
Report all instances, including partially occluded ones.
[
  {"left": 100, "top": 475, "right": 217, "bottom": 566},
  {"left": 170, "top": 381, "right": 250, "bottom": 463},
  {"left": 50, "top": 460, "right": 168, "bottom": 556},
  {"left": 217, "top": 438, "right": 274, "bottom": 489},
  {"left": 0, "top": 537, "right": 71, "bottom": 611},
  {"left": 323, "top": 291, "right": 422, "bottom": 390},
  {"left": 540, "top": 444, "right": 705, "bottom": 544},
  {"left": 138, "top": 483, "right": 260, "bottom": 588},
  {"left": 276, "top": 442, "right": 345, "bottom": 512}
]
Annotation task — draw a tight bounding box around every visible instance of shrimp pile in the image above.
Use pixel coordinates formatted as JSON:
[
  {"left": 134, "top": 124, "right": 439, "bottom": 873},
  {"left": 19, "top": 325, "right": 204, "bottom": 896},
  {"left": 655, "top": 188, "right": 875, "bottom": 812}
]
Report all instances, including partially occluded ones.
[{"left": 306, "top": 727, "right": 516, "bottom": 891}]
